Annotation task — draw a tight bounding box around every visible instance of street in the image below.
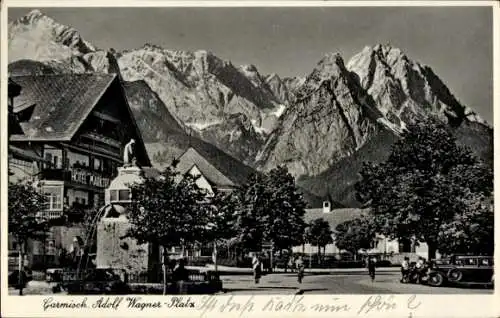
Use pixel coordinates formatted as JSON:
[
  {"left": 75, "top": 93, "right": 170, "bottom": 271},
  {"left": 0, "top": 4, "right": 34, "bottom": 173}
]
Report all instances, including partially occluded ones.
[
  {"left": 8, "top": 271, "right": 493, "bottom": 296},
  {"left": 221, "top": 272, "right": 493, "bottom": 295}
]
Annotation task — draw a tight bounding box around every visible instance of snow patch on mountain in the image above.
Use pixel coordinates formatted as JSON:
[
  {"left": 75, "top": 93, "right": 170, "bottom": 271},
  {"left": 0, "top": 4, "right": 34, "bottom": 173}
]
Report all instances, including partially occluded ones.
[
  {"left": 185, "top": 121, "right": 224, "bottom": 131},
  {"left": 271, "top": 104, "right": 287, "bottom": 118},
  {"left": 251, "top": 119, "right": 271, "bottom": 135}
]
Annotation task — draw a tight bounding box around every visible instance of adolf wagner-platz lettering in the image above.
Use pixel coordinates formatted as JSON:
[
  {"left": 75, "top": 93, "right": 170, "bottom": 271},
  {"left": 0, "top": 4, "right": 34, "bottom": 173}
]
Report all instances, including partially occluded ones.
[{"left": 42, "top": 296, "right": 196, "bottom": 312}]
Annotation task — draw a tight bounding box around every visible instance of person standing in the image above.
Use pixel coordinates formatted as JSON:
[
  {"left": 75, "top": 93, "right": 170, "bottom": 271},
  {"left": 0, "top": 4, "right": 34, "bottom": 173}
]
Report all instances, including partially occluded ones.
[
  {"left": 287, "top": 255, "right": 294, "bottom": 273},
  {"left": 295, "top": 256, "right": 305, "bottom": 284},
  {"left": 400, "top": 257, "right": 410, "bottom": 283},
  {"left": 172, "top": 258, "right": 189, "bottom": 294},
  {"left": 252, "top": 253, "right": 262, "bottom": 284},
  {"left": 367, "top": 256, "right": 376, "bottom": 282},
  {"left": 415, "top": 257, "right": 428, "bottom": 283}
]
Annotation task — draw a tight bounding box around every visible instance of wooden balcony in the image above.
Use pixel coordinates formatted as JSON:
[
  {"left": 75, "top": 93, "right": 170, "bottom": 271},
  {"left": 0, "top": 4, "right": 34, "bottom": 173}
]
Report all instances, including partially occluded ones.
[{"left": 80, "top": 132, "right": 121, "bottom": 149}]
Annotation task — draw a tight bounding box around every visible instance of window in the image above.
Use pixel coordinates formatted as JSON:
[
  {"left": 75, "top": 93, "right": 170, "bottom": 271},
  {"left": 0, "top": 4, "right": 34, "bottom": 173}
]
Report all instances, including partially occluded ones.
[
  {"left": 67, "top": 150, "right": 90, "bottom": 168},
  {"left": 67, "top": 189, "right": 89, "bottom": 208},
  {"left": 93, "top": 193, "right": 103, "bottom": 208},
  {"left": 479, "top": 258, "right": 492, "bottom": 266},
  {"left": 94, "top": 158, "right": 102, "bottom": 171},
  {"left": 110, "top": 190, "right": 118, "bottom": 202},
  {"left": 467, "top": 258, "right": 478, "bottom": 266},
  {"left": 119, "top": 189, "right": 130, "bottom": 201},
  {"left": 43, "top": 146, "right": 62, "bottom": 169},
  {"left": 43, "top": 186, "right": 63, "bottom": 211},
  {"left": 44, "top": 153, "right": 52, "bottom": 166},
  {"left": 399, "top": 239, "right": 414, "bottom": 253}
]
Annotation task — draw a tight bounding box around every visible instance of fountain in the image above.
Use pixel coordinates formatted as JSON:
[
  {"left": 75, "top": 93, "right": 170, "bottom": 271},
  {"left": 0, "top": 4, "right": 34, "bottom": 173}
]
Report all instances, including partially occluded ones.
[{"left": 77, "top": 139, "right": 161, "bottom": 282}]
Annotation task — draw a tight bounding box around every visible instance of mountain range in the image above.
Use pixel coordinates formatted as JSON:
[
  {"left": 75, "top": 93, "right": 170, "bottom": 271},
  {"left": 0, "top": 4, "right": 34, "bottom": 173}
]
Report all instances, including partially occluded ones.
[{"left": 8, "top": 9, "right": 493, "bottom": 207}]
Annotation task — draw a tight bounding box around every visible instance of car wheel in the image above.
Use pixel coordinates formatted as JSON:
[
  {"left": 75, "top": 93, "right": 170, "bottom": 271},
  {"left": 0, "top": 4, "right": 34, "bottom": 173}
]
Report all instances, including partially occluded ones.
[
  {"left": 428, "top": 272, "right": 445, "bottom": 287},
  {"left": 447, "top": 268, "right": 463, "bottom": 282}
]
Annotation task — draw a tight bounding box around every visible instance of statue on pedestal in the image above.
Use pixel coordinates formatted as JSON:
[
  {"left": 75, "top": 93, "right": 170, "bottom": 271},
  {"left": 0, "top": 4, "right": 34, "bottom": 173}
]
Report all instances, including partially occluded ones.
[{"left": 123, "top": 139, "right": 136, "bottom": 167}]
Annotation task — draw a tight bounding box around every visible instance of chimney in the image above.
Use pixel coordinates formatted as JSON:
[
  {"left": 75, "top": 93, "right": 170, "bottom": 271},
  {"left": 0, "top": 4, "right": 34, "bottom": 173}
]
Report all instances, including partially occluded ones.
[{"left": 323, "top": 201, "right": 331, "bottom": 213}]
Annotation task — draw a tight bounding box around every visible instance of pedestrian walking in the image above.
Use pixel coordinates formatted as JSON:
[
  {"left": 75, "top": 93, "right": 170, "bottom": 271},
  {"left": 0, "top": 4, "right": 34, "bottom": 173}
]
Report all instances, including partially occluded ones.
[
  {"left": 367, "top": 256, "right": 376, "bottom": 282},
  {"left": 400, "top": 257, "right": 410, "bottom": 283},
  {"left": 287, "top": 255, "right": 294, "bottom": 273},
  {"left": 295, "top": 256, "right": 305, "bottom": 284},
  {"left": 252, "top": 253, "right": 262, "bottom": 284}
]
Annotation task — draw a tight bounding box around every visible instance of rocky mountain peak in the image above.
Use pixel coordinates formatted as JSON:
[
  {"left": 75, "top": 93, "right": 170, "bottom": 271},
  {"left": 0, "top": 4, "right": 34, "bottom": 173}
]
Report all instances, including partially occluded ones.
[
  {"left": 295, "top": 52, "right": 355, "bottom": 102},
  {"left": 10, "top": 9, "right": 96, "bottom": 58},
  {"left": 315, "top": 52, "right": 346, "bottom": 76},
  {"left": 347, "top": 44, "right": 487, "bottom": 128},
  {"left": 241, "top": 64, "right": 258, "bottom": 73},
  {"left": 258, "top": 51, "right": 380, "bottom": 177},
  {"left": 17, "top": 9, "right": 45, "bottom": 24}
]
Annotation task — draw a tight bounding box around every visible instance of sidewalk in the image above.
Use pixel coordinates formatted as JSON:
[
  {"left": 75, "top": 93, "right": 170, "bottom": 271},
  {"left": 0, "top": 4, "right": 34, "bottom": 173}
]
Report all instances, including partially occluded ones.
[{"left": 187, "top": 265, "right": 399, "bottom": 275}]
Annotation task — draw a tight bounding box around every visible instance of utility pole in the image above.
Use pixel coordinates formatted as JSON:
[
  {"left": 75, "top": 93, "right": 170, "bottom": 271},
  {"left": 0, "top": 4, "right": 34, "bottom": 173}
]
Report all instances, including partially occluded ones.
[{"left": 270, "top": 243, "right": 273, "bottom": 273}]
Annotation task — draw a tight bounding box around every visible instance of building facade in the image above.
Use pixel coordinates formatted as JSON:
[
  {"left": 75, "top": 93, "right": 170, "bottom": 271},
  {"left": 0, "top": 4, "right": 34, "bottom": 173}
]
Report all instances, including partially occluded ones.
[
  {"left": 8, "top": 74, "right": 151, "bottom": 268},
  {"left": 292, "top": 202, "right": 431, "bottom": 263}
]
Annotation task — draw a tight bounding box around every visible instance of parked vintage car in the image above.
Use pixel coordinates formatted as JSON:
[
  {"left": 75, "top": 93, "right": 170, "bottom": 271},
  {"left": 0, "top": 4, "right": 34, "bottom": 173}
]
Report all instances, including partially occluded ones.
[{"left": 426, "top": 255, "right": 494, "bottom": 287}]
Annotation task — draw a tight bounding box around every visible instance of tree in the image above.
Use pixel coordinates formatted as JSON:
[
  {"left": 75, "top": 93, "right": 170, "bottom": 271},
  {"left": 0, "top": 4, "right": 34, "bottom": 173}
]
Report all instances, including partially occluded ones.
[
  {"left": 8, "top": 181, "right": 49, "bottom": 295},
  {"left": 234, "top": 166, "right": 307, "bottom": 256},
  {"left": 305, "top": 218, "right": 333, "bottom": 263},
  {"left": 437, "top": 193, "right": 493, "bottom": 256},
  {"left": 356, "top": 118, "right": 493, "bottom": 259},
  {"left": 233, "top": 173, "right": 269, "bottom": 252},
  {"left": 335, "top": 216, "right": 376, "bottom": 260},
  {"left": 206, "top": 191, "right": 240, "bottom": 242},
  {"left": 127, "top": 165, "right": 211, "bottom": 294},
  {"left": 265, "top": 166, "right": 307, "bottom": 252},
  {"left": 205, "top": 190, "right": 240, "bottom": 269}
]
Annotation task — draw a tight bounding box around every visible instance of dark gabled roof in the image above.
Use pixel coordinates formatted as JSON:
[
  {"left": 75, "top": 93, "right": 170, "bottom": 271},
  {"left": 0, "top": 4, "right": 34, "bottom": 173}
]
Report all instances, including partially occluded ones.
[
  {"left": 10, "top": 73, "right": 116, "bottom": 141},
  {"left": 304, "top": 208, "right": 369, "bottom": 230},
  {"left": 175, "top": 147, "right": 255, "bottom": 188},
  {"left": 193, "top": 146, "right": 257, "bottom": 187}
]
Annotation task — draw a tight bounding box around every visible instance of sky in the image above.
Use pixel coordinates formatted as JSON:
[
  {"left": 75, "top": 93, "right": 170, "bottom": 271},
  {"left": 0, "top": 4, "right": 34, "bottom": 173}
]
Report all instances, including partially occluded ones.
[{"left": 8, "top": 6, "right": 493, "bottom": 123}]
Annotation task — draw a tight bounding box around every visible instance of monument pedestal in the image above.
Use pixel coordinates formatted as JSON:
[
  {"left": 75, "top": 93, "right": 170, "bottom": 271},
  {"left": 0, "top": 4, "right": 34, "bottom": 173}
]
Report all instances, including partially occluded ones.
[{"left": 95, "top": 165, "right": 160, "bottom": 282}]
